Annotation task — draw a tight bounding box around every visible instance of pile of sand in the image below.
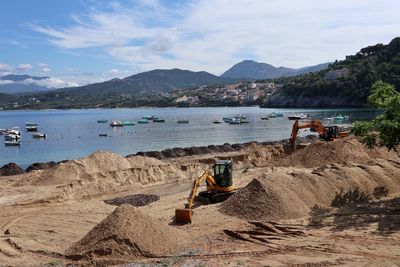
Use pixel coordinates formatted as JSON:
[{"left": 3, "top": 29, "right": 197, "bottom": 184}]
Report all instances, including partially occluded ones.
[
  {"left": 220, "top": 178, "right": 309, "bottom": 220},
  {"left": 278, "top": 137, "right": 396, "bottom": 168},
  {"left": 66, "top": 205, "right": 189, "bottom": 264},
  {"left": 11, "top": 151, "right": 202, "bottom": 202},
  {"left": 220, "top": 157, "right": 400, "bottom": 221}
]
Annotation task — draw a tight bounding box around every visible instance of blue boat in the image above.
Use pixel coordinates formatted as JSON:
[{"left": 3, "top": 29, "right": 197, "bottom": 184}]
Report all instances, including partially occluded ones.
[{"left": 138, "top": 119, "right": 149, "bottom": 124}]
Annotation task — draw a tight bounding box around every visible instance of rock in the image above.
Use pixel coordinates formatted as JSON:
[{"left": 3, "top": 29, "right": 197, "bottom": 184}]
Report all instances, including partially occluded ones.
[
  {"left": 0, "top": 163, "right": 24, "bottom": 176},
  {"left": 4, "top": 229, "right": 10, "bottom": 235},
  {"left": 26, "top": 161, "right": 58, "bottom": 172}
]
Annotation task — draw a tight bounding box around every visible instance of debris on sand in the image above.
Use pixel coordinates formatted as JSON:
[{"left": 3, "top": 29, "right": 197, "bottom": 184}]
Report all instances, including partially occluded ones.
[
  {"left": 104, "top": 194, "right": 160, "bottom": 207},
  {"left": 66, "top": 205, "right": 189, "bottom": 265}
]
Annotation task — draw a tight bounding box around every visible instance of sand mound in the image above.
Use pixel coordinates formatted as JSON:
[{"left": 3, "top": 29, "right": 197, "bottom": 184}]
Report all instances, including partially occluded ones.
[
  {"left": 220, "top": 157, "right": 400, "bottom": 221},
  {"left": 66, "top": 205, "right": 189, "bottom": 264},
  {"left": 220, "top": 178, "right": 308, "bottom": 220},
  {"left": 11, "top": 151, "right": 202, "bottom": 202},
  {"left": 279, "top": 137, "right": 396, "bottom": 168}
]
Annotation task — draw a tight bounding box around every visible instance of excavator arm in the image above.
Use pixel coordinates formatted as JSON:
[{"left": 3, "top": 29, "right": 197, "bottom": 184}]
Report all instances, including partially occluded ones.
[
  {"left": 175, "top": 170, "right": 217, "bottom": 224},
  {"left": 289, "top": 120, "right": 325, "bottom": 145},
  {"left": 185, "top": 170, "right": 216, "bottom": 210}
]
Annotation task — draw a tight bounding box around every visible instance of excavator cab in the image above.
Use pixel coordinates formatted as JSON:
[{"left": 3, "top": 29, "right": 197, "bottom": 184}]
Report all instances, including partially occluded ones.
[
  {"left": 212, "top": 160, "right": 233, "bottom": 187},
  {"left": 322, "top": 126, "right": 340, "bottom": 141}
]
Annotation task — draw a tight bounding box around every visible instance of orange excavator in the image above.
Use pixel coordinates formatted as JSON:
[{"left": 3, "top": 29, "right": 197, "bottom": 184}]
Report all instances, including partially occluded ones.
[{"left": 287, "top": 120, "right": 349, "bottom": 151}]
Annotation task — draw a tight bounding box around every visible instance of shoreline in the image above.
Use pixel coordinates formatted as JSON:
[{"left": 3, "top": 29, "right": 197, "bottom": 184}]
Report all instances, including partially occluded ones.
[{"left": 0, "top": 135, "right": 319, "bottom": 176}]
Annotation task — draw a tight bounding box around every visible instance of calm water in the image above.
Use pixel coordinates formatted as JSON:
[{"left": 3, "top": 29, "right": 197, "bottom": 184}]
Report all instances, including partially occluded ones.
[{"left": 0, "top": 107, "right": 378, "bottom": 168}]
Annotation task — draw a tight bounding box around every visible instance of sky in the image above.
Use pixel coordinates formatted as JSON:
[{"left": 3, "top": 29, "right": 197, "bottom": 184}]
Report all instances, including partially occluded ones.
[{"left": 0, "top": 0, "right": 399, "bottom": 87}]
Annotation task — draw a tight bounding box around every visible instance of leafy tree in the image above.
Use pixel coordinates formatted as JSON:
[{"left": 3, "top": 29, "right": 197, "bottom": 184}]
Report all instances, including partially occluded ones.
[{"left": 352, "top": 81, "right": 400, "bottom": 156}]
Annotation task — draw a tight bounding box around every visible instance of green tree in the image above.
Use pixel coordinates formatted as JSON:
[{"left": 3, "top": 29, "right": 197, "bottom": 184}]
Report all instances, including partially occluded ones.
[{"left": 352, "top": 81, "right": 400, "bottom": 156}]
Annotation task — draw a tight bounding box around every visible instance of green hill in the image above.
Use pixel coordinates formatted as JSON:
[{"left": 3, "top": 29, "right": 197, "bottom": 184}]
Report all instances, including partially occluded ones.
[
  {"left": 58, "top": 68, "right": 232, "bottom": 96},
  {"left": 264, "top": 37, "right": 400, "bottom": 107}
]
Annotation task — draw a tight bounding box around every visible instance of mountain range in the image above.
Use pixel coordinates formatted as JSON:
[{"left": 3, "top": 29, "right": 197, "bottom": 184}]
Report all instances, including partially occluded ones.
[
  {"left": 59, "top": 69, "right": 232, "bottom": 96},
  {"left": 221, "top": 60, "right": 331, "bottom": 79},
  {"left": 54, "top": 61, "right": 329, "bottom": 96},
  {"left": 1, "top": 60, "right": 329, "bottom": 95}
]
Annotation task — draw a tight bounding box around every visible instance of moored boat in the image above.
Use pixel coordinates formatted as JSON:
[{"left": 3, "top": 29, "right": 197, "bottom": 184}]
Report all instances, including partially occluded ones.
[
  {"left": 323, "top": 117, "right": 334, "bottom": 121},
  {"left": 268, "top": 112, "right": 277, "bottom": 118},
  {"left": 5, "top": 140, "right": 21, "bottom": 146},
  {"left": 122, "top": 120, "right": 135, "bottom": 126},
  {"left": 25, "top": 125, "right": 38, "bottom": 132},
  {"left": 213, "top": 120, "right": 222, "bottom": 124},
  {"left": 333, "top": 114, "right": 345, "bottom": 122},
  {"left": 153, "top": 118, "right": 165, "bottom": 123},
  {"left": 261, "top": 116, "right": 269, "bottom": 120},
  {"left": 287, "top": 113, "right": 309, "bottom": 120},
  {"left": 98, "top": 133, "right": 108, "bottom": 137},
  {"left": 110, "top": 120, "right": 123, "bottom": 127},
  {"left": 32, "top": 132, "right": 46, "bottom": 138},
  {"left": 97, "top": 119, "right": 108, "bottom": 123},
  {"left": 177, "top": 120, "right": 189, "bottom": 124},
  {"left": 142, "top": 115, "right": 158, "bottom": 121},
  {"left": 138, "top": 119, "right": 149, "bottom": 124},
  {"left": 276, "top": 112, "right": 284, "bottom": 117},
  {"left": 25, "top": 122, "right": 38, "bottom": 126}
]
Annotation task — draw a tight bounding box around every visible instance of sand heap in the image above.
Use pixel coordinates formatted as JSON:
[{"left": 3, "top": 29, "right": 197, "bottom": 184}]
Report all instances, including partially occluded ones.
[
  {"left": 220, "top": 178, "right": 309, "bottom": 220},
  {"left": 66, "top": 205, "right": 189, "bottom": 265},
  {"left": 278, "top": 137, "right": 396, "bottom": 168},
  {"left": 11, "top": 151, "right": 202, "bottom": 202},
  {"left": 220, "top": 156, "right": 400, "bottom": 221}
]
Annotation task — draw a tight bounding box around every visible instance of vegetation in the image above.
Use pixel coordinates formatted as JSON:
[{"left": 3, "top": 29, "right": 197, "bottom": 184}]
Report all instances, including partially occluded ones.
[
  {"left": 352, "top": 81, "right": 400, "bottom": 156},
  {"left": 274, "top": 37, "right": 400, "bottom": 105}
]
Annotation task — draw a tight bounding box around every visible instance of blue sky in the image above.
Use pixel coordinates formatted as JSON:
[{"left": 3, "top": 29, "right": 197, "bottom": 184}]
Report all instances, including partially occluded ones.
[{"left": 1, "top": 0, "right": 400, "bottom": 86}]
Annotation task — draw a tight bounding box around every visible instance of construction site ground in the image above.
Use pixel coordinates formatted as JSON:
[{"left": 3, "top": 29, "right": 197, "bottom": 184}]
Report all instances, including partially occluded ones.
[{"left": 0, "top": 137, "right": 400, "bottom": 266}]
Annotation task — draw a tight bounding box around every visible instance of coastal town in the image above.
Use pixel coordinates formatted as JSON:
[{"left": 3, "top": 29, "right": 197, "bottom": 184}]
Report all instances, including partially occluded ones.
[{"left": 171, "top": 81, "right": 279, "bottom": 106}]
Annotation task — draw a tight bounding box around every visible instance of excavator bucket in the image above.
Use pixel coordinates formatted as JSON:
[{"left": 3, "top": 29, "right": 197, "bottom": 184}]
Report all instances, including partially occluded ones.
[
  {"left": 283, "top": 143, "right": 295, "bottom": 154},
  {"left": 175, "top": 208, "right": 192, "bottom": 224}
]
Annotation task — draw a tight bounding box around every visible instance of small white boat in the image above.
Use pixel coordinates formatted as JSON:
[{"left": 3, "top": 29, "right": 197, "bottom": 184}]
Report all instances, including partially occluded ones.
[
  {"left": 268, "top": 112, "right": 277, "bottom": 118},
  {"left": 288, "top": 113, "right": 309, "bottom": 120},
  {"left": 32, "top": 133, "right": 46, "bottom": 139},
  {"left": 110, "top": 120, "right": 123, "bottom": 127},
  {"left": 6, "top": 128, "right": 21, "bottom": 136},
  {"left": 5, "top": 140, "right": 21, "bottom": 146},
  {"left": 26, "top": 125, "right": 38, "bottom": 132},
  {"left": 323, "top": 117, "right": 334, "bottom": 121}
]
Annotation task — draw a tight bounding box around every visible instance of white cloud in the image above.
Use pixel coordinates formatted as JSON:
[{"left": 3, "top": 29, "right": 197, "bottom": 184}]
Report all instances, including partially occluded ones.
[
  {"left": 0, "top": 63, "right": 13, "bottom": 72},
  {"left": 17, "top": 63, "right": 33, "bottom": 71},
  {"left": 40, "top": 67, "right": 52, "bottom": 73},
  {"left": 22, "top": 77, "right": 78, "bottom": 88},
  {"left": 31, "top": 0, "right": 400, "bottom": 74},
  {"left": 38, "top": 63, "right": 49, "bottom": 68},
  {"left": 0, "top": 80, "right": 14, "bottom": 85}
]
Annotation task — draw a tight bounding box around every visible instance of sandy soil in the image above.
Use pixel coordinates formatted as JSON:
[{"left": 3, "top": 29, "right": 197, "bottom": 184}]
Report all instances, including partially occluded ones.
[{"left": 0, "top": 137, "right": 400, "bottom": 266}]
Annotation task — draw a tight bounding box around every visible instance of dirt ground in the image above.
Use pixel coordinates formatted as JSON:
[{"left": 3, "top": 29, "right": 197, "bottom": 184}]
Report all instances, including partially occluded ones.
[{"left": 0, "top": 137, "right": 400, "bottom": 266}]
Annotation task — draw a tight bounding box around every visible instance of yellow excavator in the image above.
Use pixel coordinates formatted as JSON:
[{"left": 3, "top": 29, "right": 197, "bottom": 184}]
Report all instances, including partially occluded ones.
[{"left": 175, "top": 160, "right": 237, "bottom": 224}]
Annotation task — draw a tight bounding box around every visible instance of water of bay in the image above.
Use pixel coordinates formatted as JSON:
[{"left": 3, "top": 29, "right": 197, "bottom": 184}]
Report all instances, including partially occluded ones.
[{"left": 0, "top": 107, "right": 378, "bottom": 168}]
